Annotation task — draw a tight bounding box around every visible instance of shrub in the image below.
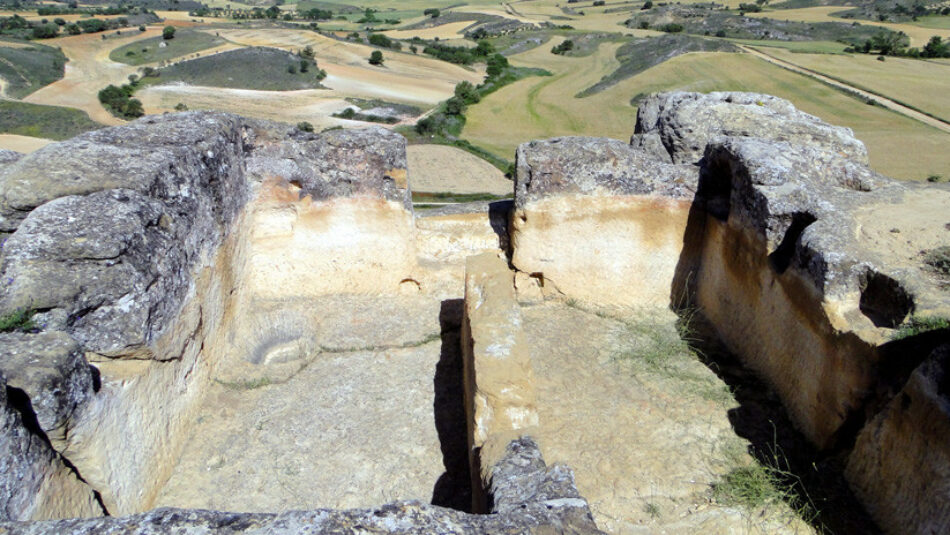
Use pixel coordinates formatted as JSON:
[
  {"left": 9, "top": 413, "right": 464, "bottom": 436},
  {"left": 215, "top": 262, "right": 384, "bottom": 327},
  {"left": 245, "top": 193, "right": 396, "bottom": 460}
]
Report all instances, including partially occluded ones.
[
  {"left": 369, "top": 50, "right": 384, "bottom": 65},
  {"left": 486, "top": 53, "right": 508, "bottom": 77},
  {"left": 659, "top": 23, "right": 684, "bottom": 33},
  {"left": 642, "top": 0, "right": 653, "bottom": 9},
  {"left": 0, "top": 309, "right": 35, "bottom": 333},
  {"left": 423, "top": 8, "right": 440, "bottom": 18},
  {"left": 296, "top": 121, "right": 314, "bottom": 132},
  {"left": 162, "top": 25, "right": 175, "bottom": 40},
  {"left": 551, "top": 39, "right": 575, "bottom": 55},
  {"left": 174, "top": 102, "right": 188, "bottom": 111},
  {"left": 454, "top": 81, "right": 480, "bottom": 104},
  {"left": 32, "top": 23, "right": 60, "bottom": 39}
]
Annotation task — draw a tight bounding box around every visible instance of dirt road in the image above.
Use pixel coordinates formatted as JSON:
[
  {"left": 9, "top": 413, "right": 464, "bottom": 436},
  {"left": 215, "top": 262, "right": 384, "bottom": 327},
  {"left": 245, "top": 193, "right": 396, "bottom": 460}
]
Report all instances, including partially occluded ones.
[{"left": 740, "top": 45, "right": 950, "bottom": 135}]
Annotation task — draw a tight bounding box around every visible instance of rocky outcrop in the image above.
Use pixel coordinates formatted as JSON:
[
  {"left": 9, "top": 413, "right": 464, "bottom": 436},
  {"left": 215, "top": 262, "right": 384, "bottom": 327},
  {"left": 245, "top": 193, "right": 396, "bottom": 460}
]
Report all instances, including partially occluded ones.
[
  {"left": 507, "top": 91, "right": 950, "bottom": 533},
  {"left": 632, "top": 91, "right": 868, "bottom": 165},
  {"left": 510, "top": 137, "right": 698, "bottom": 307},
  {"left": 1, "top": 372, "right": 102, "bottom": 522},
  {"left": 0, "top": 332, "right": 93, "bottom": 448},
  {"left": 0, "top": 113, "right": 421, "bottom": 520},
  {"left": 0, "top": 113, "right": 249, "bottom": 359},
  {"left": 0, "top": 438, "right": 602, "bottom": 534}
]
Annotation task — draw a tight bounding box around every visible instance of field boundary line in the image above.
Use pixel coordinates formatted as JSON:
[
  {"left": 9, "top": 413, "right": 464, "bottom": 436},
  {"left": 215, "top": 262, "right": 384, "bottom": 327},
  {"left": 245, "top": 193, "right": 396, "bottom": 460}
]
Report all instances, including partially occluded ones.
[{"left": 740, "top": 45, "right": 950, "bottom": 134}]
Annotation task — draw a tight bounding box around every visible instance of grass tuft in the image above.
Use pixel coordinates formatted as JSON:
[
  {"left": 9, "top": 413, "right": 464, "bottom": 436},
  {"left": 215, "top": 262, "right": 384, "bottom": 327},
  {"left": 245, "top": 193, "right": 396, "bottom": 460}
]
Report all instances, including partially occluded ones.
[
  {"left": 891, "top": 315, "right": 950, "bottom": 340},
  {"left": 0, "top": 308, "right": 36, "bottom": 333}
]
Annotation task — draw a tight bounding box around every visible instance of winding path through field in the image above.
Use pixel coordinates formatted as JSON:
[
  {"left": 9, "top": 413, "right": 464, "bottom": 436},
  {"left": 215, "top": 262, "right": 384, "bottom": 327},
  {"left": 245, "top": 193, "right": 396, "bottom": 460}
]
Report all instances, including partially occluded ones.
[
  {"left": 740, "top": 45, "right": 950, "bottom": 135},
  {"left": 23, "top": 28, "right": 166, "bottom": 125}
]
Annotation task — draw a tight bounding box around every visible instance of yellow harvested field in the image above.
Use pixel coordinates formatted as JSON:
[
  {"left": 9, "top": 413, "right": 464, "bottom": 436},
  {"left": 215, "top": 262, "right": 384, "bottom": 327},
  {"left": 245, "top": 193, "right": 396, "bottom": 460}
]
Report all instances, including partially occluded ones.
[
  {"left": 747, "top": 6, "right": 950, "bottom": 46},
  {"left": 209, "top": 29, "right": 483, "bottom": 106},
  {"left": 155, "top": 10, "right": 232, "bottom": 23},
  {"left": 761, "top": 48, "right": 950, "bottom": 123},
  {"left": 407, "top": 144, "right": 511, "bottom": 194},
  {"left": 382, "top": 21, "right": 477, "bottom": 40},
  {"left": 137, "top": 85, "right": 353, "bottom": 130},
  {"left": 0, "top": 133, "right": 53, "bottom": 153},
  {"left": 463, "top": 45, "right": 950, "bottom": 181},
  {"left": 23, "top": 28, "right": 167, "bottom": 125}
]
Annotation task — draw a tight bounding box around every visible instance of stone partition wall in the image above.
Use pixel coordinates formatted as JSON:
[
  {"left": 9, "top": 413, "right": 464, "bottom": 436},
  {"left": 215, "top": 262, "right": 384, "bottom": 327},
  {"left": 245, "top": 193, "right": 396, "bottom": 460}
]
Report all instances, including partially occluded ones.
[
  {"left": 507, "top": 91, "right": 950, "bottom": 534},
  {"left": 510, "top": 137, "right": 698, "bottom": 308},
  {"left": 0, "top": 114, "right": 421, "bottom": 519},
  {"left": 461, "top": 252, "right": 539, "bottom": 512}
]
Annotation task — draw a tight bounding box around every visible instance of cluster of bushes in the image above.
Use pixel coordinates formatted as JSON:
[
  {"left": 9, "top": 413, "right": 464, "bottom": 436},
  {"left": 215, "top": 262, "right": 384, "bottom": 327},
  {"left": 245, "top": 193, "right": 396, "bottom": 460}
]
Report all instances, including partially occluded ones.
[
  {"left": 659, "top": 23, "right": 684, "bottom": 33},
  {"left": 412, "top": 38, "right": 496, "bottom": 65},
  {"left": 300, "top": 8, "right": 333, "bottom": 20},
  {"left": 0, "top": 13, "right": 136, "bottom": 40},
  {"left": 368, "top": 33, "right": 401, "bottom": 50},
  {"left": 98, "top": 80, "right": 144, "bottom": 119},
  {"left": 37, "top": 5, "right": 132, "bottom": 16},
  {"left": 551, "top": 39, "right": 574, "bottom": 55},
  {"left": 738, "top": 3, "right": 762, "bottom": 13},
  {"left": 846, "top": 31, "right": 949, "bottom": 58}
]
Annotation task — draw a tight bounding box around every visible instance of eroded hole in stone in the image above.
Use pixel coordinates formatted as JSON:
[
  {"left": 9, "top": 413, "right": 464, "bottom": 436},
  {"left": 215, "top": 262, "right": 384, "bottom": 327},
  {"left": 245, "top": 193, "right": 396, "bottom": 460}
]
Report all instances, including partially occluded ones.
[
  {"left": 697, "top": 155, "right": 733, "bottom": 221},
  {"left": 859, "top": 271, "right": 914, "bottom": 328},
  {"left": 768, "top": 212, "right": 817, "bottom": 274}
]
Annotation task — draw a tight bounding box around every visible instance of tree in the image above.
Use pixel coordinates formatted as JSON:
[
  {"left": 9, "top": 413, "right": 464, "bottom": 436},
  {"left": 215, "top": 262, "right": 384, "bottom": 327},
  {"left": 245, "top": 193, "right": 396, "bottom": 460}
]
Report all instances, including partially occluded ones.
[
  {"left": 66, "top": 23, "right": 81, "bottom": 35},
  {"left": 642, "top": 0, "right": 653, "bottom": 9},
  {"left": 265, "top": 5, "right": 280, "bottom": 19},
  {"left": 300, "top": 59, "right": 309, "bottom": 72},
  {"left": 32, "top": 23, "right": 59, "bottom": 39},
  {"left": 125, "top": 98, "right": 144, "bottom": 118},
  {"left": 923, "top": 36, "right": 949, "bottom": 58},
  {"left": 162, "top": 25, "right": 176, "bottom": 40},
  {"left": 486, "top": 53, "right": 508, "bottom": 77},
  {"left": 444, "top": 96, "right": 466, "bottom": 115},
  {"left": 369, "top": 50, "right": 384, "bottom": 65},
  {"left": 300, "top": 44, "right": 314, "bottom": 59},
  {"left": 423, "top": 8, "right": 440, "bottom": 18},
  {"left": 454, "top": 81, "right": 480, "bottom": 104}
]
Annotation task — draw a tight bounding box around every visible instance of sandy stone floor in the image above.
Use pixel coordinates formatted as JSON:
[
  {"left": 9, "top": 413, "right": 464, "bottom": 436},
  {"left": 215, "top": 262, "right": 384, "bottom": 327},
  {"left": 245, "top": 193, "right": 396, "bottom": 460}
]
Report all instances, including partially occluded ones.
[
  {"left": 522, "top": 301, "right": 814, "bottom": 534},
  {"left": 154, "top": 295, "right": 472, "bottom": 513}
]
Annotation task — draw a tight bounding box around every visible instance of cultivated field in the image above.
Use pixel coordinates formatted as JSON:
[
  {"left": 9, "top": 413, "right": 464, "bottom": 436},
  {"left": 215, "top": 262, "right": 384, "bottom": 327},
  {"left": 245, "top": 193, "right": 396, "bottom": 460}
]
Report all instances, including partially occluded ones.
[
  {"left": 760, "top": 47, "right": 950, "bottom": 124},
  {"left": 464, "top": 42, "right": 950, "bottom": 181},
  {"left": 747, "top": 6, "right": 950, "bottom": 47}
]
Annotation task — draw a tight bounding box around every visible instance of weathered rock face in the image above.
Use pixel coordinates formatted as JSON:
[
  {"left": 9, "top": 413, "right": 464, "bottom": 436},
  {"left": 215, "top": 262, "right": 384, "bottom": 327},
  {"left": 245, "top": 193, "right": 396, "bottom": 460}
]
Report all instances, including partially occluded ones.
[
  {"left": 0, "top": 438, "right": 603, "bottom": 535},
  {"left": 0, "top": 332, "right": 93, "bottom": 447},
  {"left": 846, "top": 343, "right": 950, "bottom": 535},
  {"left": 506, "top": 91, "right": 950, "bottom": 534},
  {"left": 510, "top": 137, "right": 698, "bottom": 308},
  {"left": 0, "top": 112, "right": 249, "bottom": 359},
  {"left": 0, "top": 113, "right": 424, "bottom": 520},
  {"left": 0, "top": 372, "right": 102, "bottom": 522},
  {"left": 632, "top": 91, "right": 869, "bottom": 165}
]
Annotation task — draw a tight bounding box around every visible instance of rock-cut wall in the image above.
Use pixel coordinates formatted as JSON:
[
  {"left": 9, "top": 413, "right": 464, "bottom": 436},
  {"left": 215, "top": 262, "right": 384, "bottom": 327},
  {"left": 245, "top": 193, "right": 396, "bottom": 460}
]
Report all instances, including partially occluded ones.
[
  {"left": 508, "top": 91, "right": 950, "bottom": 535},
  {"left": 0, "top": 113, "right": 418, "bottom": 518}
]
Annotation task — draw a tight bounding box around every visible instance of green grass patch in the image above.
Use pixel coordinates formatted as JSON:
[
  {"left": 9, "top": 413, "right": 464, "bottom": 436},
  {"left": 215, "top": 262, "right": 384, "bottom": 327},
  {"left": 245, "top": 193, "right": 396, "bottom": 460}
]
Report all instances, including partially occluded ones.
[
  {"left": 109, "top": 29, "right": 227, "bottom": 66},
  {"left": 411, "top": 191, "right": 511, "bottom": 203},
  {"left": 0, "top": 308, "right": 36, "bottom": 333},
  {"left": 0, "top": 100, "right": 102, "bottom": 140},
  {"left": 215, "top": 377, "right": 275, "bottom": 390},
  {"left": 142, "top": 47, "right": 327, "bottom": 91},
  {"left": 891, "top": 316, "right": 950, "bottom": 340},
  {"left": 913, "top": 15, "right": 950, "bottom": 30},
  {"left": 0, "top": 40, "right": 67, "bottom": 99},
  {"left": 578, "top": 34, "right": 740, "bottom": 97}
]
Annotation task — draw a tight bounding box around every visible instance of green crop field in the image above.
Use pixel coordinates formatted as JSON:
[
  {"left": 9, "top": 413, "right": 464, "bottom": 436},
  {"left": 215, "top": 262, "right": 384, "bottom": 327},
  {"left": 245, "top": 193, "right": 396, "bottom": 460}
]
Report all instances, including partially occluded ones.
[
  {"left": 142, "top": 47, "right": 327, "bottom": 91},
  {"left": 0, "top": 100, "right": 102, "bottom": 140},
  {"left": 109, "top": 28, "right": 227, "bottom": 66},
  {"left": 463, "top": 45, "right": 950, "bottom": 181},
  {"left": 0, "top": 41, "right": 66, "bottom": 99},
  {"left": 760, "top": 48, "right": 950, "bottom": 123}
]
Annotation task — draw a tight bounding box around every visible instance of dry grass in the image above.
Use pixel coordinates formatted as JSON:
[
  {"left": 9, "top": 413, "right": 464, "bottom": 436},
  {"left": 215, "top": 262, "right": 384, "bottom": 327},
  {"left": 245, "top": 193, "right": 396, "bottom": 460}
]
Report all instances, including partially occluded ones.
[{"left": 464, "top": 46, "right": 950, "bottom": 181}]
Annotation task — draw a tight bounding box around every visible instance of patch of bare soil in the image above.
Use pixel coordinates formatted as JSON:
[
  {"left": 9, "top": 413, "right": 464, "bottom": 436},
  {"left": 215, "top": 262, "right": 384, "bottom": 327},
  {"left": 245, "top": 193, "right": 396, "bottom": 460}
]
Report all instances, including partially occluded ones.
[{"left": 408, "top": 144, "right": 511, "bottom": 195}]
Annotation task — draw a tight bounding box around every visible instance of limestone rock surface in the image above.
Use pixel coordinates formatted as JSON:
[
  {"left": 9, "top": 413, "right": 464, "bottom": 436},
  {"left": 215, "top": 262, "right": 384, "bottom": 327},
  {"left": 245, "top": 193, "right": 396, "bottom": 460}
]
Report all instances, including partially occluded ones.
[
  {"left": 245, "top": 121, "right": 411, "bottom": 210},
  {"left": 633, "top": 91, "right": 869, "bottom": 165},
  {"left": 514, "top": 136, "right": 696, "bottom": 208},
  {"left": 0, "top": 332, "right": 93, "bottom": 444}
]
